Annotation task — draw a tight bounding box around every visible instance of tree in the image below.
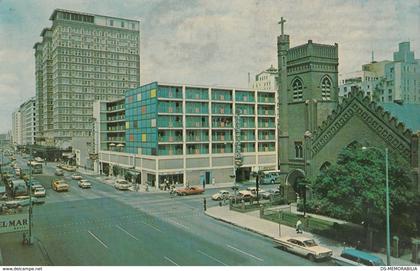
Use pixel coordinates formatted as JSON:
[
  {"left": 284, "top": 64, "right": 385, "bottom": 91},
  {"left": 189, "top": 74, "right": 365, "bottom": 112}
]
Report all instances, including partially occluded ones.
[{"left": 308, "top": 143, "right": 418, "bottom": 237}]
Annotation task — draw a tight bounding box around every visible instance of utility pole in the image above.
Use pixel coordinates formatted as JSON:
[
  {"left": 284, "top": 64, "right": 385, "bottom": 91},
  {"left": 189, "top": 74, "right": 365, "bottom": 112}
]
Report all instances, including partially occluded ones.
[{"left": 27, "top": 151, "right": 33, "bottom": 245}]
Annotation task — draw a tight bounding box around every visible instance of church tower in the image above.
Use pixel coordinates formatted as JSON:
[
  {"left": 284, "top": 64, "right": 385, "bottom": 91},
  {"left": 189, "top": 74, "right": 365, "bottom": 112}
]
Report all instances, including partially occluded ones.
[
  {"left": 277, "top": 17, "right": 290, "bottom": 172},
  {"left": 277, "top": 19, "right": 339, "bottom": 183}
]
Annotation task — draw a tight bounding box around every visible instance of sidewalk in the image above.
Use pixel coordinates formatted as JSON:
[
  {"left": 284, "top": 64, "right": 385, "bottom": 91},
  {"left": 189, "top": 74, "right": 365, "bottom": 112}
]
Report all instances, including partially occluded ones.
[{"left": 205, "top": 205, "right": 416, "bottom": 266}]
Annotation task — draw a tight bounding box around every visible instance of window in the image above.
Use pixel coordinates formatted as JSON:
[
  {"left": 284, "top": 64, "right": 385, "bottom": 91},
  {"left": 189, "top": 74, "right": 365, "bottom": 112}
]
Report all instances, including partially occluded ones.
[
  {"left": 110, "top": 20, "right": 114, "bottom": 26},
  {"left": 292, "top": 79, "right": 303, "bottom": 101},
  {"left": 295, "top": 142, "right": 303, "bottom": 158},
  {"left": 321, "top": 76, "right": 332, "bottom": 100}
]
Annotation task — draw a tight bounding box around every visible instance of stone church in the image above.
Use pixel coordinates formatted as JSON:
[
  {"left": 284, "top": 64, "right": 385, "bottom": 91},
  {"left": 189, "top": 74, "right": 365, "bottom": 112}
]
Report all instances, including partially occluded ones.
[{"left": 276, "top": 19, "right": 420, "bottom": 196}]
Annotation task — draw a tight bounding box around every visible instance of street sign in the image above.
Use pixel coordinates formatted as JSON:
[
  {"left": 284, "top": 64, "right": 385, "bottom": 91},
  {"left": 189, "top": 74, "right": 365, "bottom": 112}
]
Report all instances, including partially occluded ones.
[{"left": 0, "top": 213, "right": 29, "bottom": 234}]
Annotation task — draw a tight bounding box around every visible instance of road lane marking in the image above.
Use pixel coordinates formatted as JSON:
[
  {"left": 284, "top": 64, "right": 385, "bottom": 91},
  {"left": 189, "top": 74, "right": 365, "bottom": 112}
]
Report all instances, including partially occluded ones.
[
  {"left": 116, "top": 225, "right": 139, "bottom": 241},
  {"left": 140, "top": 221, "right": 162, "bottom": 232},
  {"left": 197, "top": 250, "right": 227, "bottom": 266},
  {"left": 226, "top": 244, "right": 263, "bottom": 262},
  {"left": 88, "top": 230, "right": 109, "bottom": 249},
  {"left": 164, "top": 256, "right": 179, "bottom": 266},
  {"left": 167, "top": 219, "right": 189, "bottom": 230}
]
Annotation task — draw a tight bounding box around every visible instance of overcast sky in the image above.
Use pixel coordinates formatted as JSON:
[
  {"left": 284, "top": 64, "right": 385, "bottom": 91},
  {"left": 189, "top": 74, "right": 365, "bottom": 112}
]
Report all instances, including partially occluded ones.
[{"left": 0, "top": 0, "right": 419, "bottom": 134}]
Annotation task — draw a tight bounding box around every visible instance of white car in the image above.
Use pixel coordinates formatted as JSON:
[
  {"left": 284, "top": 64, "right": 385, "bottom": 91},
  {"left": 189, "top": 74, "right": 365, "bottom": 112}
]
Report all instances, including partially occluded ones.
[
  {"left": 274, "top": 236, "right": 333, "bottom": 261},
  {"left": 71, "top": 175, "right": 83, "bottom": 180},
  {"left": 211, "top": 190, "right": 231, "bottom": 201},
  {"left": 114, "top": 179, "right": 131, "bottom": 190},
  {"left": 33, "top": 187, "right": 46, "bottom": 197},
  {"left": 78, "top": 179, "right": 92, "bottom": 189}
]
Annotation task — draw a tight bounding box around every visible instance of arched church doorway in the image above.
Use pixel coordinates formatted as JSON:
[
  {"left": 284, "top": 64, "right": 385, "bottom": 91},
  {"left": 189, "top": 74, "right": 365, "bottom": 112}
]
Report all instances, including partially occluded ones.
[{"left": 284, "top": 168, "right": 306, "bottom": 202}]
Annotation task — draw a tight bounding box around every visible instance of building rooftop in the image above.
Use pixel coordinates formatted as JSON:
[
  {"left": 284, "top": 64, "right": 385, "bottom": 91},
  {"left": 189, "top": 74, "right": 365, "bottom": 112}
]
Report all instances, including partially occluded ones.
[
  {"left": 381, "top": 103, "right": 420, "bottom": 132},
  {"left": 49, "top": 8, "right": 140, "bottom": 23}
]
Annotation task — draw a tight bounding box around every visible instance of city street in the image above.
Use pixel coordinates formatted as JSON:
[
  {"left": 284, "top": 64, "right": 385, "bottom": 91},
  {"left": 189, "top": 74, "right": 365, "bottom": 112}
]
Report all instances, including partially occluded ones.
[{"left": 0, "top": 156, "right": 334, "bottom": 266}]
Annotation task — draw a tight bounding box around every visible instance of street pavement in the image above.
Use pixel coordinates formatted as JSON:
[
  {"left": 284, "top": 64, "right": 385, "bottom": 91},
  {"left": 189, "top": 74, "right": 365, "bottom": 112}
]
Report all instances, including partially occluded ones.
[
  {"left": 205, "top": 206, "right": 416, "bottom": 266},
  {"left": 0, "top": 156, "right": 334, "bottom": 266}
]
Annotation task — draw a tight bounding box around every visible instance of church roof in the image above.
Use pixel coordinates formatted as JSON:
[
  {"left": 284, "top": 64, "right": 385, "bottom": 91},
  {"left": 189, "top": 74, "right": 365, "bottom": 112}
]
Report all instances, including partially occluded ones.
[
  {"left": 381, "top": 103, "right": 420, "bottom": 132},
  {"left": 310, "top": 89, "right": 413, "bottom": 159}
]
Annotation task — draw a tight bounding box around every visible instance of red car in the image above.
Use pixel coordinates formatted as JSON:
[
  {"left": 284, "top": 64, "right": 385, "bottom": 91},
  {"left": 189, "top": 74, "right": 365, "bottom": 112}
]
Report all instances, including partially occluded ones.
[{"left": 176, "top": 186, "right": 204, "bottom": 196}]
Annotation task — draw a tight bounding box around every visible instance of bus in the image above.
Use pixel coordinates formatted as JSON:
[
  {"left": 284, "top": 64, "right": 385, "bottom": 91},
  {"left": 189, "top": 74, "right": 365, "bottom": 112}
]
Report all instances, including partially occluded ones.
[
  {"left": 28, "top": 161, "right": 43, "bottom": 174},
  {"left": 11, "top": 179, "right": 28, "bottom": 197},
  {"left": 260, "top": 170, "right": 284, "bottom": 185}
]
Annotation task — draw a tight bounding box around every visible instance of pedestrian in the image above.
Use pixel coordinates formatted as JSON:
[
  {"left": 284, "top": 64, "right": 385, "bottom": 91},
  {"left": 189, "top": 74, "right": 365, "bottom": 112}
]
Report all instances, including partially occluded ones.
[{"left": 296, "top": 219, "right": 303, "bottom": 234}]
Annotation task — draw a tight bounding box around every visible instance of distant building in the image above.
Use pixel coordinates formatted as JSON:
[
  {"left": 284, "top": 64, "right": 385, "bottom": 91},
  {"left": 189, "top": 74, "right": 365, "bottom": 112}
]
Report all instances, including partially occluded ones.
[
  {"left": 381, "top": 42, "right": 420, "bottom": 103},
  {"left": 339, "top": 42, "right": 420, "bottom": 104},
  {"left": 0, "top": 133, "right": 11, "bottom": 147},
  {"left": 34, "top": 9, "right": 140, "bottom": 148},
  {"left": 253, "top": 65, "right": 278, "bottom": 92},
  {"left": 339, "top": 61, "right": 391, "bottom": 101},
  {"left": 11, "top": 97, "right": 36, "bottom": 146},
  {"left": 12, "top": 109, "right": 22, "bottom": 145},
  {"left": 94, "top": 81, "right": 278, "bottom": 187}
]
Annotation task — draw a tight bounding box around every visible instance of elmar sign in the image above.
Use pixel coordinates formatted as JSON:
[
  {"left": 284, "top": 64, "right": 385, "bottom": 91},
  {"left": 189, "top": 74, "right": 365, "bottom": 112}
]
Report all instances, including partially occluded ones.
[{"left": 0, "top": 213, "right": 29, "bottom": 234}]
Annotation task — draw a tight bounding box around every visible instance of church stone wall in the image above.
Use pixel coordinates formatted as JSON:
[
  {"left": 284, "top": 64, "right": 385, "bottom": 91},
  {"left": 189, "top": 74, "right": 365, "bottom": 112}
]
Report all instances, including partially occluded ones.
[{"left": 311, "top": 116, "right": 405, "bottom": 178}]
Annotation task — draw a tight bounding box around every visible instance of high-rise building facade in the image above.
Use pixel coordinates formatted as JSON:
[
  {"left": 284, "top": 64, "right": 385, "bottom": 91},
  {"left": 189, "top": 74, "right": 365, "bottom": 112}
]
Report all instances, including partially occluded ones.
[
  {"left": 34, "top": 9, "right": 140, "bottom": 147},
  {"left": 11, "top": 97, "right": 36, "bottom": 146},
  {"left": 20, "top": 97, "right": 36, "bottom": 145},
  {"left": 95, "top": 81, "right": 278, "bottom": 187},
  {"left": 382, "top": 42, "right": 420, "bottom": 103},
  {"left": 12, "top": 109, "right": 22, "bottom": 146}
]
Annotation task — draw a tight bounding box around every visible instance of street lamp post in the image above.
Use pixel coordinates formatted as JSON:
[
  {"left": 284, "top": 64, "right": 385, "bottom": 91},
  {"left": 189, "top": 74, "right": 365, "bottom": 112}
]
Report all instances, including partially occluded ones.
[{"left": 362, "top": 146, "right": 390, "bottom": 266}]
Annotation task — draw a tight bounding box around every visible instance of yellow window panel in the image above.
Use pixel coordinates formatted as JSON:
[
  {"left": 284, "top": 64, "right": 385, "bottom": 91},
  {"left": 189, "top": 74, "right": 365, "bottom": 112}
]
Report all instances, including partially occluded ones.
[
  {"left": 126, "top": 122, "right": 130, "bottom": 129},
  {"left": 137, "top": 93, "right": 141, "bottom": 101},
  {"left": 142, "top": 133, "right": 147, "bottom": 142},
  {"left": 151, "top": 89, "right": 156, "bottom": 98}
]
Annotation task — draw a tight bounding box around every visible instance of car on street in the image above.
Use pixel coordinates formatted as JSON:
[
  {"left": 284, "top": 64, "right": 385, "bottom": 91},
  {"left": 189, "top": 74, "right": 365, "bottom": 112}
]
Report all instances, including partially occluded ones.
[
  {"left": 274, "top": 236, "right": 333, "bottom": 261},
  {"left": 51, "top": 180, "right": 70, "bottom": 192},
  {"left": 176, "top": 186, "right": 204, "bottom": 196},
  {"left": 231, "top": 190, "right": 256, "bottom": 202},
  {"left": 78, "top": 179, "right": 92, "bottom": 189},
  {"left": 55, "top": 169, "right": 64, "bottom": 176},
  {"left": 114, "top": 179, "right": 131, "bottom": 190},
  {"left": 336, "top": 248, "right": 385, "bottom": 266},
  {"left": 260, "top": 189, "right": 281, "bottom": 199},
  {"left": 71, "top": 174, "right": 83, "bottom": 180},
  {"left": 33, "top": 187, "right": 46, "bottom": 197},
  {"left": 211, "top": 190, "right": 231, "bottom": 200}
]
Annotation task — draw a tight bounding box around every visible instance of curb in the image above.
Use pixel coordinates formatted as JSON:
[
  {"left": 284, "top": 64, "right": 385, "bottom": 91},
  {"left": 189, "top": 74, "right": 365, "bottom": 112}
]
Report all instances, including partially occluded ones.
[
  {"left": 204, "top": 211, "right": 277, "bottom": 241},
  {"left": 205, "top": 211, "right": 343, "bottom": 263}
]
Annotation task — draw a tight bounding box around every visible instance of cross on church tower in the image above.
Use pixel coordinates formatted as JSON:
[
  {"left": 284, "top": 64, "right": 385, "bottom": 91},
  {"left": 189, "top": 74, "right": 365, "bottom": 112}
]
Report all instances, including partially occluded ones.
[{"left": 278, "top": 17, "right": 286, "bottom": 35}]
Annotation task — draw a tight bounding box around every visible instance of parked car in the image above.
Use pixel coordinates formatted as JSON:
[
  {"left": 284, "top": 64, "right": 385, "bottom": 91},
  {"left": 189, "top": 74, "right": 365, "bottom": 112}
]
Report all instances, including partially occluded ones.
[
  {"left": 176, "top": 186, "right": 204, "bottom": 196},
  {"left": 336, "top": 248, "right": 385, "bottom": 266},
  {"left": 33, "top": 187, "right": 46, "bottom": 197},
  {"left": 51, "top": 180, "right": 69, "bottom": 192},
  {"left": 211, "top": 190, "right": 231, "bottom": 201},
  {"left": 274, "top": 236, "right": 333, "bottom": 261},
  {"left": 114, "top": 179, "right": 131, "bottom": 190},
  {"left": 71, "top": 174, "right": 83, "bottom": 180},
  {"left": 231, "top": 190, "right": 256, "bottom": 202},
  {"left": 260, "top": 189, "right": 281, "bottom": 199},
  {"left": 78, "top": 179, "right": 92, "bottom": 189},
  {"left": 55, "top": 169, "right": 64, "bottom": 176}
]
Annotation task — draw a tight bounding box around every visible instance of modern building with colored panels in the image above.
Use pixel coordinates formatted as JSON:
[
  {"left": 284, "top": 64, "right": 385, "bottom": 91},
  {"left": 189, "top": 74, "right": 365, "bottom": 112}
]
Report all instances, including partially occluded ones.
[
  {"left": 96, "top": 81, "right": 278, "bottom": 187},
  {"left": 34, "top": 9, "right": 140, "bottom": 147}
]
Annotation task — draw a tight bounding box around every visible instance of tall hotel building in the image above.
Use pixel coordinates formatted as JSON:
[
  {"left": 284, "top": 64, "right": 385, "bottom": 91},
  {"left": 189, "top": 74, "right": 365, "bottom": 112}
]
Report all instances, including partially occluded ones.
[
  {"left": 94, "top": 78, "right": 278, "bottom": 187},
  {"left": 34, "top": 9, "right": 140, "bottom": 147}
]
